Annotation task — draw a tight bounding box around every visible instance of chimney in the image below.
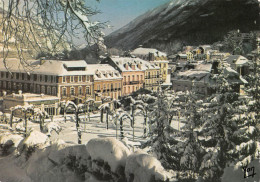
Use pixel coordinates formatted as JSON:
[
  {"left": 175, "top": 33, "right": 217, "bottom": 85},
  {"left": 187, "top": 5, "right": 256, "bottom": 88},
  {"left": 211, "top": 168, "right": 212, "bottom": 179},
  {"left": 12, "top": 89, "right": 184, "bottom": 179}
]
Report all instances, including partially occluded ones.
[{"left": 148, "top": 53, "right": 155, "bottom": 61}]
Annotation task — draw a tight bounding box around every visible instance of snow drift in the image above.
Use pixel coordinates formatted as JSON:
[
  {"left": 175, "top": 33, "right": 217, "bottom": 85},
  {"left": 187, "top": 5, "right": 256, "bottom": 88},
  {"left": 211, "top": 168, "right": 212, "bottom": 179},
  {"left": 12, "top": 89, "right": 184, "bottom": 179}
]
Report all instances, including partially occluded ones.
[{"left": 0, "top": 134, "right": 171, "bottom": 182}]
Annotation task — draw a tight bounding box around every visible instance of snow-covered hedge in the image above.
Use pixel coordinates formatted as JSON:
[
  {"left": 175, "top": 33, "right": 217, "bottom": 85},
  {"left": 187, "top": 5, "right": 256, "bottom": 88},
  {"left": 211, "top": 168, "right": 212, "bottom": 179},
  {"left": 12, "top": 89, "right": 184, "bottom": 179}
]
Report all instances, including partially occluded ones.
[
  {"left": 86, "top": 138, "right": 131, "bottom": 173},
  {"left": 0, "top": 134, "right": 23, "bottom": 155},
  {"left": 125, "top": 151, "right": 170, "bottom": 182},
  {"left": 0, "top": 136, "right": 171, "bottom": 182}
]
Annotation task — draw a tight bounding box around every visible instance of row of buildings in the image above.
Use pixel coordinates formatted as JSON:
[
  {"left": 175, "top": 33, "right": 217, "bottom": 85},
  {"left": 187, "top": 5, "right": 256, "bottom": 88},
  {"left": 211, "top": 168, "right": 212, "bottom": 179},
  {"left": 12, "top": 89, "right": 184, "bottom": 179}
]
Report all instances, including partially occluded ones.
[{"left": 0, "top": 52, "right": 170, "bottom": 106}]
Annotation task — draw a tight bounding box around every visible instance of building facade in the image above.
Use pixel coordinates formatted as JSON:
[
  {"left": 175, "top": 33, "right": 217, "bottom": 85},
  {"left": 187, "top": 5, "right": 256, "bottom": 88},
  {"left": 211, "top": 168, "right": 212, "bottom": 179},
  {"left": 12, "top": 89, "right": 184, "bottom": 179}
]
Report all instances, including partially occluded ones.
[
  {"left": 88, "top": 64, "right": 123, "bottom": 102},
  {"left": 0, "top": 59, "right": 94, "bottom": 102},
  {"left": 101, "top": 57, "right": 145, "bottom": 96}
]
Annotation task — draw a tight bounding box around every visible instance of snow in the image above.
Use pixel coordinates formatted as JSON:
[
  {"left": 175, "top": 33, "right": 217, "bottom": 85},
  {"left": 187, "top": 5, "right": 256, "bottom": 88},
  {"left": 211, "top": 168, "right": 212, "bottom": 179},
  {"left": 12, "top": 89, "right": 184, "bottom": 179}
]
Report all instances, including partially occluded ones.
[
  {"left": 125, "top": 151, "right": 170, "bottom": 182},
  {"left": 86, "top": 138, "right": 131, "bottom": 172},
  {"left": 23, "top": 130, "right": 49, "bottom": 148},
  {"left": 43, "top": 122, "right": 62, "bottom": 136}
]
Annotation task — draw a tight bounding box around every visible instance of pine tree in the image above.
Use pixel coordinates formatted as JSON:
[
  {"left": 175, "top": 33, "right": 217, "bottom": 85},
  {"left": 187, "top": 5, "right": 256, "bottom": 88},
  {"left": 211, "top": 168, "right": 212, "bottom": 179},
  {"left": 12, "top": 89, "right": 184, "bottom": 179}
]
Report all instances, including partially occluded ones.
[
  {"left": 198, "top": 63, "right": 260, "bottom": 181},
  {"left": 177, "top": 90, "right": 204, "bottom": 181},
  {"left": 143, "top": 89, "right": 182, "bottom": 169}
]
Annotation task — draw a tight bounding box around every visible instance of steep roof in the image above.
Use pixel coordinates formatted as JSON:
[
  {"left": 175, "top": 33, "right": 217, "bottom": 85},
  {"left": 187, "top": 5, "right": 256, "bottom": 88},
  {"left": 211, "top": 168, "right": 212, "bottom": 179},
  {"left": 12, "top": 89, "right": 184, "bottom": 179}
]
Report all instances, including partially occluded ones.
[
  {"left": 109, "top": 57, "right": 158, "bottom": 72},
  {"left": 87, "top": 64, "right": 122, "bottom": 81},
  {"left": 224, "top": 55, "right": 248, "bottom": 66}
]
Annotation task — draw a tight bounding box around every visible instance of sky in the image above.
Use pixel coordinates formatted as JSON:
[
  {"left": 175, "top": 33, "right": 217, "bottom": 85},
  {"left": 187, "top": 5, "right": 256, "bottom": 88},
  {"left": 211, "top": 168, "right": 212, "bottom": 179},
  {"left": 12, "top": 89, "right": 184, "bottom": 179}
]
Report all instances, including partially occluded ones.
[{"left": 86, "top": 0, "right": 171, "bottom": 36}]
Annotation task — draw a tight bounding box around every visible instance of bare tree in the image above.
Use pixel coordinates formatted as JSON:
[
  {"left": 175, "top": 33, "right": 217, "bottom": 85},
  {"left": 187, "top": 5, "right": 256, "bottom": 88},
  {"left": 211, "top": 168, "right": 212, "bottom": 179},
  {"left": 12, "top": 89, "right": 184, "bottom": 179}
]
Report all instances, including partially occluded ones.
[{"left": 0, "top": 0, "right": 105, "bottom": 70}]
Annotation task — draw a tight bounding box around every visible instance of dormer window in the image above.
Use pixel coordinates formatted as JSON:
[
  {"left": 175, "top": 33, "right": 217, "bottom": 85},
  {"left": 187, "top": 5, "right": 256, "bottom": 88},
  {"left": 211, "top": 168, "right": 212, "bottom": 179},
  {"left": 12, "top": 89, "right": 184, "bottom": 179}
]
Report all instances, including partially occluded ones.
[
  {"left": 124, "top": 64, "right": 129, "bottom": 70},
  {"left": 132, "top": 64, "right": 135, "bottom": 70}
]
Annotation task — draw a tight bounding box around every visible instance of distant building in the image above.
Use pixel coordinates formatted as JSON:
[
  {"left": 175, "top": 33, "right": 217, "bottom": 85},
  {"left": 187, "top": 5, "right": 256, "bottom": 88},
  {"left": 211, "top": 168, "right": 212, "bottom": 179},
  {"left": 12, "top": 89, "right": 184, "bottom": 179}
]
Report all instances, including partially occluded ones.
[
  {"left": 224, "top": 55, "right": 249, "bottom": 76},
  {"left": 87, "top": 64, "right": 123, "bottom": 102},
  {"left": 130, "top": 47, "right": 167, "bottom": 61},
  {"left": 171, "top": 63, "right": 247, "bottom": 96},
  {"left": 2, "top": 92, "right": 60, "bottom": 115}
]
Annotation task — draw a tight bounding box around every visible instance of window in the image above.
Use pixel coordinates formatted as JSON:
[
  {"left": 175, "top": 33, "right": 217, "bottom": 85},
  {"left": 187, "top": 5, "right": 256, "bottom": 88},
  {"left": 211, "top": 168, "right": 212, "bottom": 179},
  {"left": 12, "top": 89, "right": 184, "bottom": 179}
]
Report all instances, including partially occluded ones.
[
  {"left": 70, "top": 87, "right": 75, "bottom": 95},
  {"left": 45, "top": 75, "right": 48, "bottom": 82},
  {"left": 86, "top": 76, "right": 90, "bottom": 82},
  {"left": 16, "top": 73, "right": 20, "bottom": 79},
  {"left": 124, "top": 87, "right": 126, "bottom": 94},
  {"left": 6, "top": 72, "right": 8, "bottom": 78},
  {"left": 124, "top": 76, "right": 126, "bottom": 82},
  {"left": 63, "top": 76, "right": 66, "bottom": 83},
  {"left": 3, "top": 81, "right": 6, "bottom": 88},
  {"left": 52, "top": 87, "right": 56, "bottom": 95},
  {"left": 79, "top": 86, "right": 82, "bottom": 95},
  {"left": 107, "top": 84, "right": 109, "bottom": 90},
  {"left": 103, "top": 84, "right": 106, "bottom": 91},
  {"left": 27, "top": 74, "right": 31, "bottom": 81},
  {"left": 41, "top": 86, "right": 45, "bottom": 94},
  {"left": 141, "top": 75, "right": 143, "bottom": 81},
  {"left": 79, "top": 76, "right": 82, "bottom": 82},
  {"left": 22, "top": 73, "right": 25, "bottom": 80},
  {"left": 86, "top": 87, "right": 90, "bottom": 94},
  {"left": 47, "top": 87, "right": 51, "bottom": 95},
  {"left": 132, "top": 86, "right": 135, "bottom": 92},
  {"left": 8, "top": 82, "right": 11, "bottom": 89},
  {"left": 128, "top": 86, "right": 130, "bottom": 93},
  {"left": 34, "top": 75, "right": 37, "bottom": 81},
  {"left": 132, "top": 75, "right": 135, "bottom": 81},
  {"left": 119, "top": 82, "right": 121, "bottom": 89},
  {"left": 70, "top": 76, "right": 74, "bottom": 82},
  {"left": 128, "top": 76, "right": 130, "bottom": 82},
  {"left": 137, "top": 75, "right": 139, "bottom": 80},
  {"left": 115, "top": 83, "right": 117, "bottom": 89},
  {"left": 62, "top": 87, "right": 66, "bottom": 96},
  {"left": 97, "top": 84, "right": 100, "bottom": 91},
  {"left": 111, "top": 83, "right": 113, "bottom": 90}
]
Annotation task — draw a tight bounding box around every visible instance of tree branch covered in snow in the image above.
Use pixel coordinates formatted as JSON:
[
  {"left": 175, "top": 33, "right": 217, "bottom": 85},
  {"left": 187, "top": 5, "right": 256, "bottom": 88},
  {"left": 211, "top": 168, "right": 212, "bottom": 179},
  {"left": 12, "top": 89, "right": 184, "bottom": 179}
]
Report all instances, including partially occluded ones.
[{"left": 0, "top": 0, "right": 106, "bottom": 69}]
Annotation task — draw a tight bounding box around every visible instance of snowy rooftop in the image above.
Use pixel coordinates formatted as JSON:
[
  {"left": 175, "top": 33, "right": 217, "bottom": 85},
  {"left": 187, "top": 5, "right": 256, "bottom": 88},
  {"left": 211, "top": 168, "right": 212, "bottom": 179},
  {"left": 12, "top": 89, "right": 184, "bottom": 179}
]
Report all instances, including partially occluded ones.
[
  {"left": 0, "top": 59, "right": 93, "bottom": 76},
  {"left": 4, "top": 93, "right": 59, "bottom": 102},
  {"left": 87, "top": 64, "right": 122, "bottom": 80},
  {"left": 61, "top": 60, "right": 87, "bottom": 68},
  {"left": 131, "top": 47, "right": 167, "bottom": 57},
  {"left": 224, "top": 55, "right": 248, "bottom": 66},
  {"left": 109, "top": 57, "right": 159, "bottom": 72}
]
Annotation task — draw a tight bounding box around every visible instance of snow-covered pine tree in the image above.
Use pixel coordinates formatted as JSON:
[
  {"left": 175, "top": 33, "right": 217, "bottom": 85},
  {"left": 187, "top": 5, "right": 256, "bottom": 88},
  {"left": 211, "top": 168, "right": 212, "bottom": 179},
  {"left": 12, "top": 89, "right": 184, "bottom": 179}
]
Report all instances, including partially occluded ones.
[
  {"left": 143, "top": 88, "right": 182, "bottom": 169},
  {"left": 198, "top": 62, "right": 260, "bottom": 182},
  {"left": 177, "top": 90, "right": 204, "bottom": 181},
  {"left": 245, "top": 49, "right": 260, "bottom": 129}
]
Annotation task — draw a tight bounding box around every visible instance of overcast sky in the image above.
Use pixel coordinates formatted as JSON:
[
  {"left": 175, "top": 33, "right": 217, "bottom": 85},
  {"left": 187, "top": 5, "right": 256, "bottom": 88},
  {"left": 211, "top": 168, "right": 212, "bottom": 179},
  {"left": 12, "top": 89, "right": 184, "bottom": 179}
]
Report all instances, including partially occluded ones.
[{"left": 86, "top": 0, "right": 171, "bottom": 35}]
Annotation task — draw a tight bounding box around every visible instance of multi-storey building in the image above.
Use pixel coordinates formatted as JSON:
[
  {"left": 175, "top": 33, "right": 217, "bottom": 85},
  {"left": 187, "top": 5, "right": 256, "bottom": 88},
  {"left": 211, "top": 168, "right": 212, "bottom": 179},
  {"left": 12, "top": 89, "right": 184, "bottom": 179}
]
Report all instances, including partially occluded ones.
[
  {"left": 101, "top": 57, "right": 145, "bottom": 96},
  {"left": 138, "top": 60, "right": 161, "bottom": 91},
  {"left": 151, "top": 60, "right": 169, "bottom": 83},
  {"left": 0, "top": 59, "right": 94, "bottom": 103},
  {"left": 87, "top": 64, "right": 123, "bottom": 102}
]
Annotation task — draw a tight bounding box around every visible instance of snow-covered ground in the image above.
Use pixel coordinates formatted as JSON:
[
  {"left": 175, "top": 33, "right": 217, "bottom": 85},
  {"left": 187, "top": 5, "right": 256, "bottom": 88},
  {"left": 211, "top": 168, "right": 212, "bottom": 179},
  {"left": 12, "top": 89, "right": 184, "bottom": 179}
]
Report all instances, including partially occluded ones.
[{"left": 0, "top": 112, "right": 179, "bottom": 182}]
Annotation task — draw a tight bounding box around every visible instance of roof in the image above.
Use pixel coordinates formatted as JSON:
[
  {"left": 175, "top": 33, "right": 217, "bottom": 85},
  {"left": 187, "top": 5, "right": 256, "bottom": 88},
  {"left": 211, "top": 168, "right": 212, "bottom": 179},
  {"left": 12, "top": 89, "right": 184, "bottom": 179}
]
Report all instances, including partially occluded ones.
[
  {"left": 109, "top": 57, "right": 159, "bottom": 72},
  {"left": 131, "top": 47, "right": 167, "bottom": 57},
  {"left": 87, "top": 64, "right": 122, "bottom": 81},
  {"left": 4, "top": 93, "right": 59, "bottom": 102},
  {"left": 0, "top": 59, "right": 93, "bottom": 76},
  {"left": 195, "top": 64, "right": 212, "bottom": 72},
  {"left": 61, "top": 60, "right": 87, "bottom": 68},
  {"left": 224, "top": 55, "right": 248, "bottom": 66}
]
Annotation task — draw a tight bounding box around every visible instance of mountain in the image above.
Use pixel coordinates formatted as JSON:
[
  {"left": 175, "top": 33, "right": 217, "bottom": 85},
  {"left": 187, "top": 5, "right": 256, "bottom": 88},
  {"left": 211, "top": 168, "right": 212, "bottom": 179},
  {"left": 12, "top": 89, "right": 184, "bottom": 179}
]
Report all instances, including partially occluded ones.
[{"left": 105, "top": 0, "right": 260, "bottom": 53}]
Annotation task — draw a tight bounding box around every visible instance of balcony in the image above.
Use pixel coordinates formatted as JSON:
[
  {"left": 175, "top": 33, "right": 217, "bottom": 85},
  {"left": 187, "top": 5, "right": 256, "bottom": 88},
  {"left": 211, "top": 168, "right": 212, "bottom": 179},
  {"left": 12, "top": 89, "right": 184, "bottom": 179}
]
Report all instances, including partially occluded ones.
[{"left": 130, "top": 81, "right": 139, "bottom": 84}]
